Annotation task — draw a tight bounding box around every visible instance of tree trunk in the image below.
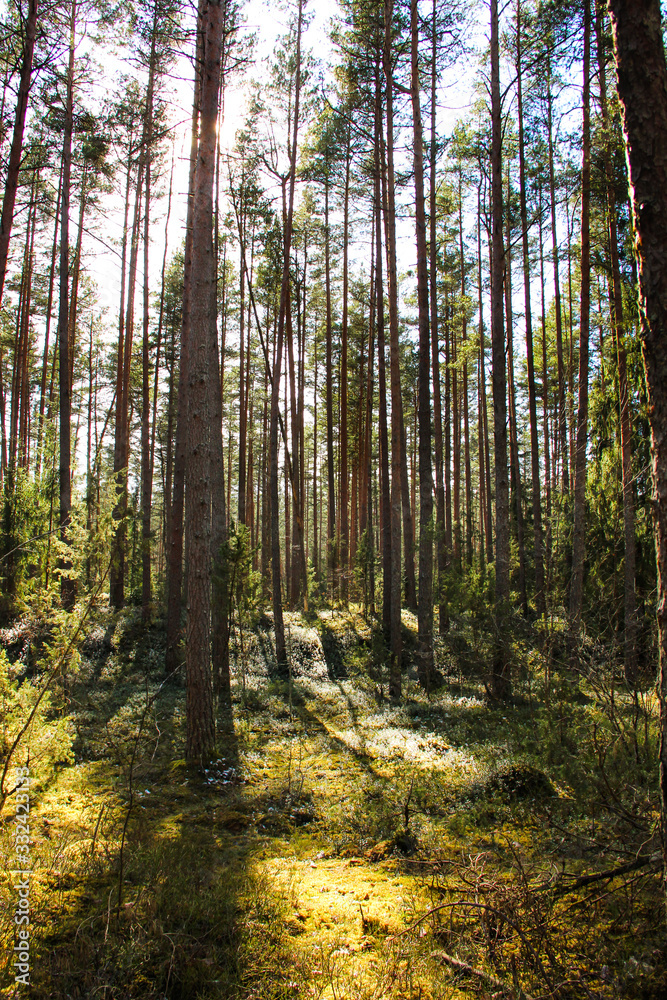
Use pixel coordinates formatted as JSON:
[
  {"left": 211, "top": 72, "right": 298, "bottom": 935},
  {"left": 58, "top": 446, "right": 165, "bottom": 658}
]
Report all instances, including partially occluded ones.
[
  {"left": 456, "top": 173, "right": 472, "bottom": 567},
  {"left": 238, "top": 188, "right": 247, "bottom": 527},
  {"left": 0, "top": 0, "right": 38, "bottom": 308},
  {"left": 36, "top": 162, "right": 62, "bottom": 477},
  {"left": 360, "top": 235, "right": 375, "bottom": 614},
  {"left": 597, "top": 0, "right": 637, "bottom": 683},
  {"left": 185, "top": 0, "right": 226, "bottom": 761},
  {"left": 504, "top": 185, "right": 527, "bottom": 615},
  {"left": 516, "top": 0, "right": 545, "bottom": 619},
  {"left": 478, "top": 194, "right": 493, "bottom": 567},
  {"left": 287, "top": 262, "right": 303, "bottom": 607},
  {"left": 324, "top": 172, "right": 336, "bottom": 599},
  {"left": 340, "top": 130, "right": 351, "bottom": 604},
  {"left": 374, "top": 68, "right": 392, "bottom": 643},
  {"left": 410, "top": 0, "right": 434, "bottom": 687},
  {"left": 452, "top": 315, "right": 461, "bottom": 569},
  {"left": 546, "top": 61, "right": 569, "bottom": 494},
  {"left": 110, "top": 149, "right": 133, "bottom": 609},
  {"left": 141, "top": 19, "right": 158, "bottom": 621},
  {"left": 86, "top": 318, "right": 94, "bottom": 582},
  {"left": 10, "top": 179, "right": 36, "bottom": 479},
  {"left": 313, "top": 329, "right": 319, "bottom": 584},
  {"left": 151, "top": 149, "right": 174, "bottom": 597},
  {"left": 165, "top": 11, "right": 203, "bottom": 674},
  {"left": 431, "top": 16, "right": 446, "bottom": 634},
  {"left": 19, "top": 175, "right": 38, "bottom": 470},
  {"left": 445, "top": 291, "right": 452, "bottom": 562},
  {"left": 210, "top": 277, "right": 230, "bottom": 710},
  {"left": 538, "top": 182, "right": 552, "bottom": 571},
  {"left": 269, "top": 0, "right": 303, "bottom": 674},
  {"left": 384, "top": 0, "right": 403, "bottom": 696},
  {"left": 490, "top": 0, "right": 510, "bottom": 696},
  {"left": 112, "top": 159, "right": 143, "bottom": 608},
  {"left": 58, "top": 0, "right": 76, "bottom": 612},
  {"left": 607, "top": 0, "right": 667, "bottom": 902},
  {"left": 67, "top": 163, "right": 87, "bottom": 395},
  {"left": 569, "top": 0, "right": 591, "bottom": 639}
]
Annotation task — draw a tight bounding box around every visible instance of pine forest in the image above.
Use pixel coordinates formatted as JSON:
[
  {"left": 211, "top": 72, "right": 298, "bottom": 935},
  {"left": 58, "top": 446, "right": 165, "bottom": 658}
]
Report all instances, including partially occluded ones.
[{"left": 2, "top": 0, "right": 667, "bottom": 995}]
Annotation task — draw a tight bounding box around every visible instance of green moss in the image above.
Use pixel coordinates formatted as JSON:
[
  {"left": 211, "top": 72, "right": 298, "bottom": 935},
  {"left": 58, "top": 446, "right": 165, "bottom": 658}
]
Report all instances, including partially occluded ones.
[{"left": 0, "top": 604, "right": 663, "bottom": 999}]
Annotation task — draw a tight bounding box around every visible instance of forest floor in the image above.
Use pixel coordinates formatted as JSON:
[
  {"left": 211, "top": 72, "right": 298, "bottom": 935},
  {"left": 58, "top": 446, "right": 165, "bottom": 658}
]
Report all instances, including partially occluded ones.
[{"left": 0, "top": 601, "right": 666, "bottom": 999}]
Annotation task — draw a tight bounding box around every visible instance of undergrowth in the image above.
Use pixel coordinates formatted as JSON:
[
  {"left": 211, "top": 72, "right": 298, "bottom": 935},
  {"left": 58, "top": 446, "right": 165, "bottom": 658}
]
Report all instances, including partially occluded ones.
[{"left": 0, "top": 599, "right": 664, "bottom": 999}]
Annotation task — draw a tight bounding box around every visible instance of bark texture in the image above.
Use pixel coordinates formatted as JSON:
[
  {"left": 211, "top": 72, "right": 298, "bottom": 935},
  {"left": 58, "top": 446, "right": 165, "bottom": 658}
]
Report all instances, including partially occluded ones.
[
  {"left": 184, "top": 0, "right": 224, "bottom": 760},
  {"left": 597, "top": 0, "right": 637, "bottom": 683},
  {"left": 607, "top": 0, "right": 667, "bottom": 893}
]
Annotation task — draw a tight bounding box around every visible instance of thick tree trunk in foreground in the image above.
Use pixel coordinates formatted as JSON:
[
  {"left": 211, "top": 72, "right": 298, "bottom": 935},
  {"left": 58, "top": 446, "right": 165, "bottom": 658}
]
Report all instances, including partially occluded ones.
[
  {"left": 597, "top": 0, "right": 637, "bottom": 684},
  {"left": 607, "top": 0, "right": 667, "bottom": 896},
  {"left": 184, "top": 0, "right": 225, "bottom": 760}
]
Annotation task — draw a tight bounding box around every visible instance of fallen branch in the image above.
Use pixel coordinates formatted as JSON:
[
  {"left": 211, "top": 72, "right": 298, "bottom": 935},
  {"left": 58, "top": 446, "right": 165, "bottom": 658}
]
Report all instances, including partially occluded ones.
[
  {"left": 430, "top": 949, "right": 535, "bottom": 1000},
  {"left": 388, "top": 899, "right": 554, "bottom": 990},
  {"left": 554, "top": 854, "right": 661, "bottom": 896}
]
